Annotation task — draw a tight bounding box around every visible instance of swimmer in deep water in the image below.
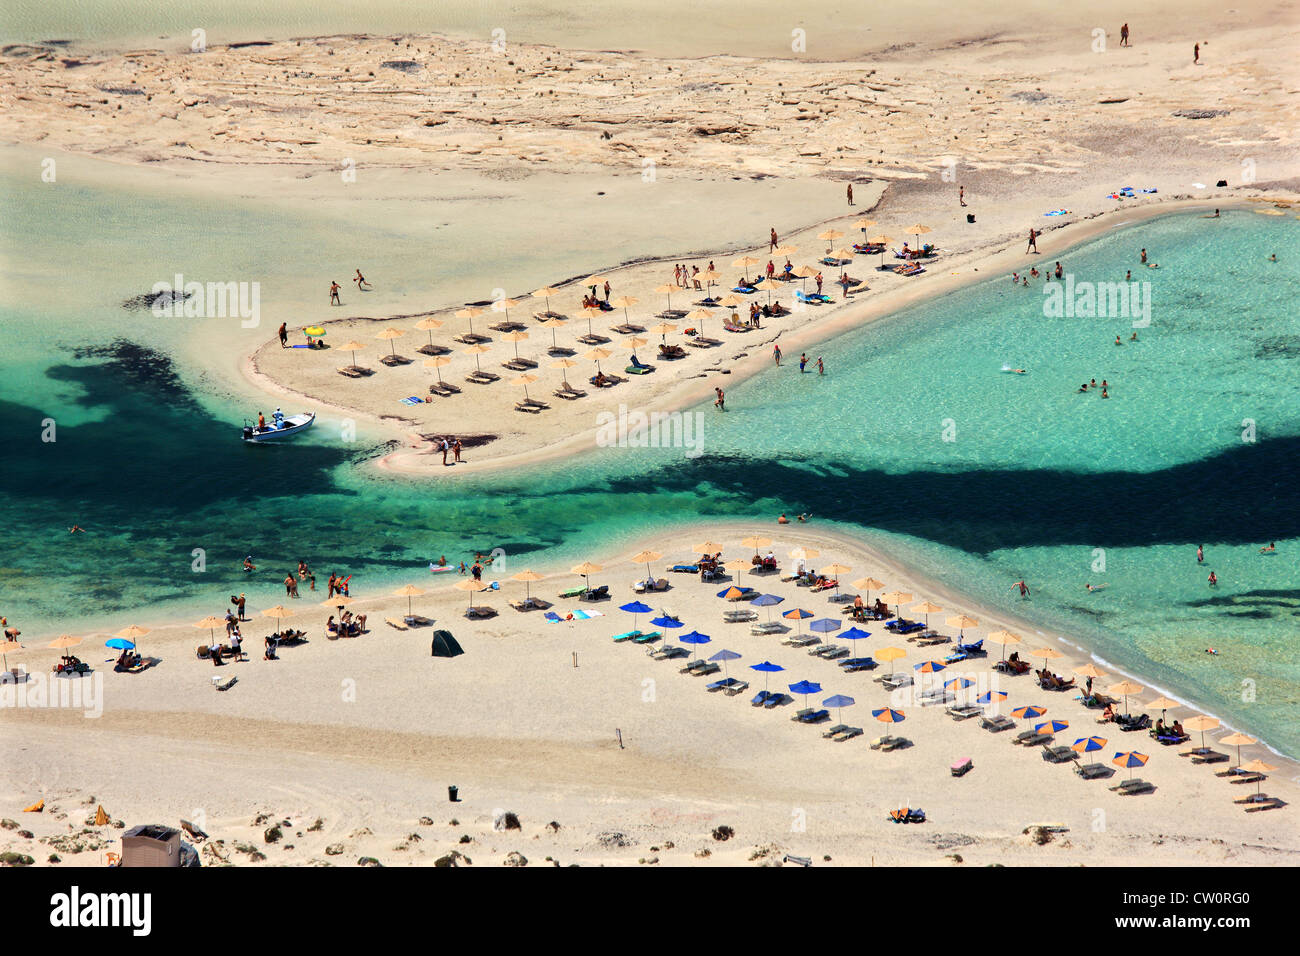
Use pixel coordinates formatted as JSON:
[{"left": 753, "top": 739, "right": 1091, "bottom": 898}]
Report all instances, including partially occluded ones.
[
  {"left": 1260, "top": 542, "right": 1276, "bottom": 553},
  {"left": 1085, "top": 583, "right": 1109, "bottom": 592},
  {"left": 68, "top": 525, "right": 85, "bottom": 533},
  {"left": 1115, "top": 335, "right": 1123, "bottom": 345}
]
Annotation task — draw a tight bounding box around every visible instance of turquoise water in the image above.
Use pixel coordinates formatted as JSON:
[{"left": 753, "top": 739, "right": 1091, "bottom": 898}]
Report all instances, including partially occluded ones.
[{"left": 1, "top": 161, "right": 1297, "bottom": 755}]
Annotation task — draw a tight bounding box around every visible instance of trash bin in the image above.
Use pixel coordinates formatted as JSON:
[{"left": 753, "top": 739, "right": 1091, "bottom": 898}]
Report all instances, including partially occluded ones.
[
  {"left": 448, "top": 785, "right": 459, "bottom": 802},
  {"left": 966, "top": 214, "right": 975, "bottom": 223}
]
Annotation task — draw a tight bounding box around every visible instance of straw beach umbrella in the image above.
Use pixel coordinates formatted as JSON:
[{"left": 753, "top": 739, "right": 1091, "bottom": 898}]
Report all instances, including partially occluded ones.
[
  {"left": 423, "top": 356, "right": 451, "bottom": 386},
  {"left": 115, "top": 624, "right": 150, "bottom": 654},
  {"left": 851, "top": 218, "right": 876, "bottom": 233},
  {"left": 794, "top": 265, "right": 818, "bottom": 290},
  {"left": 454, "top": 577, "right": 489, "bottom": 610},
  {"left": 1107, "top": 679, "right": 1145, "bottom": 714},
  {"left": 1183, "top": 714, "right": 1220, "bottom": 752},
  {"left": 375, "top": 327, "right": 406, "bottom": 359},
  {"left": 337, "top": 340, "right": 366, "bottom": 369},
  {"left": 493, "top": 298, "right": 520, "bottom": 324},
  {"left": 945, "top": 614, "right": 979, "bottom": 639},
  {"left": 1030, "top": 646, "right": 1063, "bottom": 668},
  {"left": 821, "top": 563, "right": 852, "bottom": 599},
  {"left": 538, "top": 317, "right": 569, "bottom": 351},
  {"left": 610, "top": 295, "right": 639, "bottom": 325},
  {"left": 817, "top": 228, "right": 845, "bottom": 252},
  {"left": 867, "top": 235, "right": 893, "bottom": 269},
  {"left": 988, "top": 629, "right": 1021, "bottom": 661},
  {"left": 910, "top": 601, "right": 944, "bottom": 629},
  {"left": 904, "top": 224, "right": 933, "bottom": 248},
  {"left": 649, "top": 322, "right": 678, "bottom": 344},
  {"left": 733, "top": 256, "right": 760, "bottom": 282},
  {"left": 511, "top": 569, "right": 544, "bottom": 604},
  {"left": 550, "top": 357, "right": 578, "bottom": 390},
  {"left": 1237, "top": 759, "right": 1277, "bottom": 800},
  {"left": 414, "top": 316, "right": 444, "bottom": 352},
  {"left": 654, "top": 283, "right": 679, "bottom": 313},
  {"left": 463, "top": 343, "right": 492, "bottom": 373},
  {"left": 193, "top": 616, "right": 226, "bottom": 647},
  {"left": 455, "top": 306, "right": 484, "bottom": 336},
  {"left": 741, "top": 535, "right": 772, "bottom": 558},
  {"left": 584, "top": 346, "right": 612, "bottom": 375},
  {"left": 501, "top": 330, "right": 530, "bottom": 360},
  {"left": 531, "top": 286, "right": 561, "bottom": 317},
  {"left": 772, "top": 245, "right": 799, "bottom": 257},
  {"left": 392, "top": 584, "right": 425, "bottom": 619},
  {"left": 852, "top": 577, "right": 883, "bottom": 603},
  {"left": 0, "top": 640, "right": 23, "bottom": 673},
  {"left": 1218, "top": 731, "right": 1257, "bottom": 768},
  {"left": 581, "top": 306, "right": 606, "bottom": 337},
  {"left": 629, "top": 550, "right": 662, "bottom": 582},
  {"left": 686, "top": 308, "right": 714, "bottom": 338},
  {"left": 510, "top": 373, "right": 539, "bottom": 403},
  {"left": 879, "top": 590, "right": 913, "bottom": 619},
  {"left": 693, "top": 540, "right": 724, "bottom": 556},
  {"left": 696, "top": 269, "right": 721, "bottom": 297},
  {"left": 571, "top": 561, "right": 603, "bottom": 590}
]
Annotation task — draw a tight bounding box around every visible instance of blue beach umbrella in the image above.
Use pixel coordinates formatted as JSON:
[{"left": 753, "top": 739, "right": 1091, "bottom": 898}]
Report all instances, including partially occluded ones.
[
  {"left": 1112, "top": 750, "right": 1149, "bottom": 781},
  {"left": 679, "top": 630, "right": 711, "bottom": 661},
  {"left": 651, "top": 615, "right": 684, "bottom": 630},
  {"left": 823, "top": 693, "right": 855, "bottom": 724},
  {"left": 751, "top": 593, "right": 785, "bottom": 623},
  {"left": 750, "top": 660, "right": 785, "bottom": 693},
  {"left": 1012, "top": 705, "right": 1045, "bottom": 720},
  {"left": 788, "top": 679, "right": 823, "bottom": 708},
  {"left": 620, "top": 600, "right": 653, "bottom": 632},
  {"left": 944, "top": 677, "right": 975, "bottom": 690},
  {"left": 105, "top": 638, "right": 136, "bottom": 651},
  {"left": 914, "top": 660, "right": 946, "bottom": 673},
  {"left": 1072, "top": 735, "right": 1107, "bottom": 768},
  {"left": 709, "top": 648, "right": 742, "bottom": 676},
  {"left": 839, "top": 625, "right": 871, "bottom": 653},
  {"left": 809, "top": 618, "right": 840, "bottom": 635},
  {"left": 872, "top": 707, "right": 906, "bottom": 723},
  {"left": 978, "top": 690, "right": 1008, "bottom": 704},
  {"left": 718, "top": 586, "right": 747, "bottom": 600},
  {"left": 1035, "top": 719, "right": 1070, "bottom": 735},
  {"left": 783, "top": 608, "right": 814, "bottom": 635}
]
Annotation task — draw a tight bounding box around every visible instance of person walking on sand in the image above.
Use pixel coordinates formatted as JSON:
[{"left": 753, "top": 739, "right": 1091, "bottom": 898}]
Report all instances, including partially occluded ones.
[
  {"left": 440, "top": 437, "right": 450, "bottom": 466},
  {"left": 330, "top": 281, "right": 341, "bottom": 305},
  {"left": 773, "top": 343, "right": 782, "bottom": 366},
  {"left": 1027, "top": 228, "right": 1038, "bottom": 254},
  {"left": 1120, "top": 23, "right": 1129, "bottom": 46},
  {"left": 453, "top": 438, "right": 463, "bottom": 463},
  {"left": 278, "top": 322, "right": 288, "bottom": 348},
  {"left": 846, "top": 183, "right": 854, "bottom": 206},
  {"left": 1193, "top": 42, "right": 1200, "bottom": 64},
  {"left": 770, "top": 227, "right": 778, "bottom": 251},
  {"left": 959, "top": 186, "right": 966, "bottom": 207},
  {"left": 603, "top": 280, "right": 611, "bottom": 303},
  {"left": 354, "top": 269, "right": 368, "bottom": 290},
  {"left": 815, "top": 272, "right": 823, "bottom": 294}
]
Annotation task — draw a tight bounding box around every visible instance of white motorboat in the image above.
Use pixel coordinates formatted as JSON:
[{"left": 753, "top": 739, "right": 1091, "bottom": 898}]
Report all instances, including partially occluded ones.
[{"left": 241, "top": 411, "right": 316, "bottom": 442}]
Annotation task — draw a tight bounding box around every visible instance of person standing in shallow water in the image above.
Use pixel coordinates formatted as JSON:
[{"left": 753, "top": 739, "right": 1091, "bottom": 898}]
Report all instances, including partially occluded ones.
[{"left": 1197, "top": 544, "right": 1204, "bottom": 564}]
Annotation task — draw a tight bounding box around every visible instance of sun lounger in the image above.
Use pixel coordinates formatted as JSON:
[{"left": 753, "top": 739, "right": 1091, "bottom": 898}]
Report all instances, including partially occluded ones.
[
  {"left": 558, "top": 585, "right": 587, "bottom": 599},
  {"left": 1042, "top": 745, "right": 1080, "bottom": 764},
  {"left": 918, "top": 634, "right": 952, "bottom": 648},
  {"left": 918, "top": 690, "right": 956, "bottom": 707},
  {"left": 871, "top": 735, "right": 910, "bottom": 752},
  {"left": 630, "top": 631, "right": 662, "bottom": 644},
  {"left": 651, "top": 645, "right": 689, "bottom": 661},
  {"left": 466, "top": 370, "right": 501, "bottom": 384},
  {"left": 750, "top": 621, "right": 787, "bottom": 636},
  {"left": 950, "top": 757, "right": 974, "bottom": 777},
  {"left": 880, "top": 673, "right": 912, "bottom": 691},
  {"left": 509, "top": 597, "right": 550, "bottom": 613},
  {"left": 888, "top": 807, "right": 926, "bottom": 824},
  {"left": 1115, "top": 713, "right": 1151, "bottom": 732},
  {"left": 839, "top": 657, "right": 877, "bottom": 672},
  {"left": 1189, "top": 750, "right": 1230, "bottom": 765},
  {"left": 1075, "top": 762, "right": 1113, "bottom": 780},
  {"left": 580, "top": 584, "right": 610, "bottom": 601},
  {"left": 947, "top": 704, "right": 983, "bottom": 721},
  {"left": 1014, "top": 732, "right": 1054, "bottom": 747},
  {"left": 810, "top": 645, "right": 849, "bottom": 660},
  {"left": 385, "top": 617, "right": 409, "bottom": 630},
  {"left": 610, "top": 630, "right": 643, "bottom": 643},
  {"left": 751, "top": 690, "right": 776, "bottom": 707},
  {"left": 514, "top": 401, "right": 550, "bottom": 413},
  {"left": 763, "top": 692, "right": 788, "bottom": 709},
  {"left": 953, "top": 639, "right": 984, "bottom": 656},
  {"left": 1229, "top": 773, "right": 1267, "bottom": 785},
  {"left": 980, "top": 715, "right": 1015, "bottom": 733},
  {"left": 679, "top": 659, "right": 713, "bottom": 675},
  {"left": 782, "top": 634, "right": 820, "bottom": 648},
  {"left": 822, "top": 723, "right": 852, "bottom": 738},
  {"left": 1110, "top": 778, "right": 1155, "bottom": 795},
  {"left": 1152, "top": 732, "right": 1190, "bottom": 746},
  {"left": 707, "top": 677, "right": 748, "bottom": 694},
  {"left": 794, "top": 709, "right": 831, "bottom": 724},
  {"left": 553, "top": 387, "right": 587, "bottom": 400},
  {"left": 1243, "top": 799, "right": 1285, "bottom": 813},
  {"left": 692, "top": 662, "right": 722, "bottom": 677},
  {"left": 723, "top": 609, "right": 758, "bottom": 623},
  {"left": 337, "top": 365, "right": 372, "bottom": 378},
  {"left": 886, "top": 619, "right": 926, "bottom": 634},
  {"left": 465, "top": 605, "right": 496, "bottom": 619}
]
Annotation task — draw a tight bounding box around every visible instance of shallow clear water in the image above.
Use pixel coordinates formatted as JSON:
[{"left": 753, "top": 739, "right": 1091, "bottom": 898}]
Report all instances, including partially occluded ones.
[{"left": 1, "top": 159, "right": 1297, "bottom": 755}]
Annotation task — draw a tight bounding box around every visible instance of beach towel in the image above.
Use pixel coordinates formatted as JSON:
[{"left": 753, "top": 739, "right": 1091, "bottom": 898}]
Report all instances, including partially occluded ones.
[
  {"left": 732, "top": 286, "right": 755, "bottom": 294},
  {"left": 400, "top": 396, "right": 423, "bottom": 405},
  {"left": 545, "top": 608, "right": 604, "bottom": 623},
  {"left": 1043, "top": 209, "right": 1069, "bottom": 216}
]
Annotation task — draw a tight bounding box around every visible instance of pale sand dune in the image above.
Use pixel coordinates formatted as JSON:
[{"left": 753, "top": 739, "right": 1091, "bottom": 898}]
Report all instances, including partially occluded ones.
[{"left": 2, "top": 525, "right": 1296, "bottom": 866}]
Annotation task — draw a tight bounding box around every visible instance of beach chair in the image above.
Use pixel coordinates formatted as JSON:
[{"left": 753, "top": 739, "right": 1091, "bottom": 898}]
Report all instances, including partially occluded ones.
[
  {"left": 980, "top": 715, "right": 1015, "bottom": 733},
  {"left": 679, "top": 659, "right": 713, "bottom": 675},
  {"left": 558, "top": 585, "right": 587, "bottom": 599},
  {"left": 1042, "top": 745, "right": 1080, "bottom": 764},
  {"left": 918, "top": 690, "right": 956, "bottom": 708},
  {"left": 1075, "top": 762, "right": 1113, "bottom": 780},
  {"left": 1110, "top": 778, "right": 1155, "bottom": 796},
  {"left": 750, "top": 621, "right": 786, "bottom": 635},
  {"left": 514, "top": 401, "right": 549, "bottom": 414},
  {"left": 947, "top": 704, "right": 983, "bottom": 721},
  {"left": 763, "top": 692, "right": 788, "bottom": 709},
  {"left": 871, "top": 735, "right": 910, "bottom": 752},
  {"left": 581, "top": 584, "right": 610, "bottom": 601},
  {"left": 722, "top": 609, "right": 758, "bottom": 623},
  {"left": 692, "top": 662, "right": 722, "bottom": 678},
  {"left": 794, "top": 709, "right": 830, "bottom": 724},
  {"left": 509, "top": 597, "right": 550, "bottom": 613},
  {"left": 1190, "top": 750, "right": 1230, "bottom": 765},
  {"left": 1013, "top": 731, "right": 1053, "bottom": 747},
  {"left": 553, "top": 386, "right": 587, "bottom": 400},
  {"left": 880, "top": 673, "right": 912, "bottom": 691},
  {"left": 839, "top": 657, "right": 877, "bottom": 673},
  {"left": 751, "top": 689, "right": 776, "bottom": 707},
  {"left": 630, "top": 631, "right": 662, "bottom": 645},
  {"left": 950, "top": 757, "right": 974, "bottom": 777},
  {"left": 707, "top": 677, "right": 745, "bottom": 694},
  {"left": 994, "top": 658, "right": 1031, "bottom": 676},
  {"left": 384, "top": 617, "right": 409, "bottom": 631},
  {"left": 652, "top": 645, "right": 689, "bottom": 661},
  {"left": 610, "top": 630, "right": 642, "bottom": 643},
  {"left": 810, "top": 644, "right": 849, "bottom": 660},
  {"left": 831, "top": 726, "right": 864, "bottom": 742},
  {"left": 782, "top": 634, "right": 820, "bottom": 648},
  {"left": 822, "top": 723, "right": 852, "bottom": 738},
  {"left": 465, "top": 605, "right": 497, "bottom": 619}
]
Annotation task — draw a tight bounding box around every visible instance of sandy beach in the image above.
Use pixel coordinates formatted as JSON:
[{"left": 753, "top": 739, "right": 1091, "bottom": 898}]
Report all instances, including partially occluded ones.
[
  {"left": 2, "top": 6, "right": 1298, "bottom": 871},
  {"left": 2, "top": 524, "right": 1297, "bottom": 867}
]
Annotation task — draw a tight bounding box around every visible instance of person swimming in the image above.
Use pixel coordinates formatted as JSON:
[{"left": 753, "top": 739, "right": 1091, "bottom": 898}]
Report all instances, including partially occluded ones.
[
  {"left": 1085, "top": 583, "right": 1108, "bottom": 592},
  {"left": 1260, "top": 542, "right": 1276, "bottom": 553},
  {"left": 778, "top": 513, "right": 789, "bottom": 524}
]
